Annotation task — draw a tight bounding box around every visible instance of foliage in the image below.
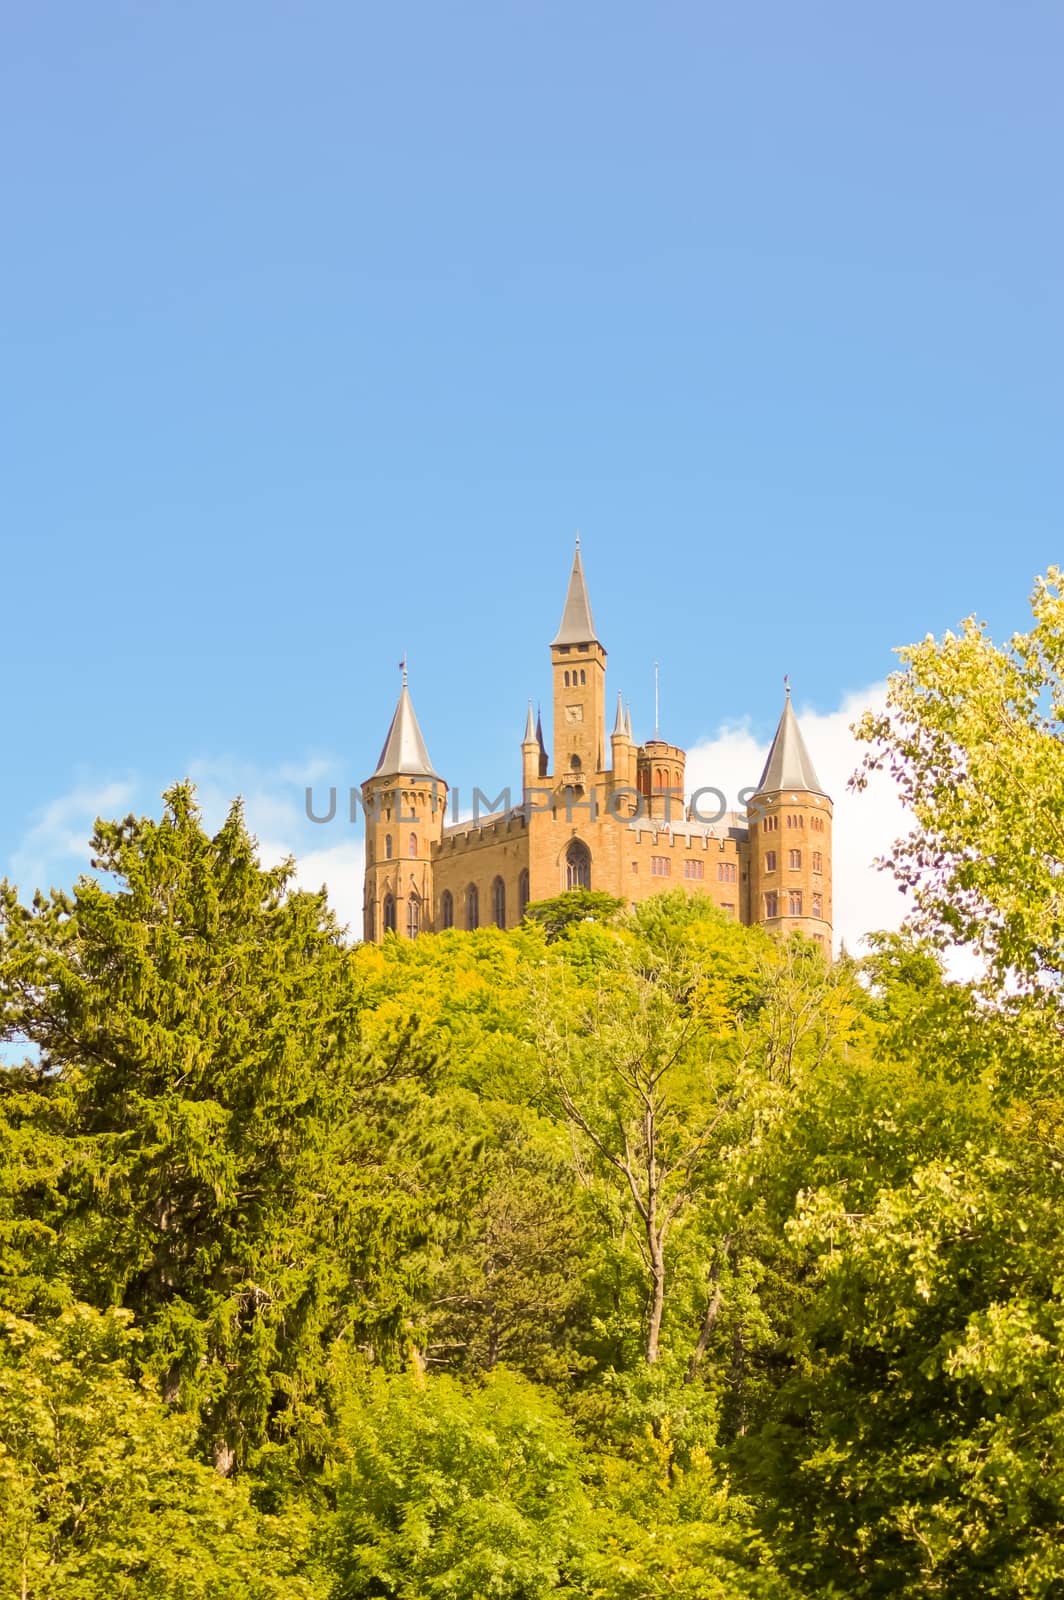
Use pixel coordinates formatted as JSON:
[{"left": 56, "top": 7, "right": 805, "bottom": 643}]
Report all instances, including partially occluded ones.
[
  {"left": 0, "top": 1302, "right": 324, "bottom": 1599},
  {"left": 523, "top": 889, "right": 625, "bottom": 941}
]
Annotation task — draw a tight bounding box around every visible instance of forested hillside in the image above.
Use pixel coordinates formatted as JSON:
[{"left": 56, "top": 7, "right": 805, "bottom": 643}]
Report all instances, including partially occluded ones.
[{"left": 4, "top": 573, "right": 1064, "bottom": 1598}]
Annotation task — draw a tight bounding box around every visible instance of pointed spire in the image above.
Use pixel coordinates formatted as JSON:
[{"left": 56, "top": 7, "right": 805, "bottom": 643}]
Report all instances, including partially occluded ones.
[
  {"left": 755, "top": 691, "right": 827, "bottom": 797},
  {"left": 625, "top": 703, "right": 633, "bottom": 740},
  {"left": 551, "top": 537, "right": 599, "bottom": 646},
  {"left": 535, "top": 704, "right": 548, "bottom": 776},
  {"left": 523, "top": 699, "right": 537, "bottom": 743},
  {"left": 370, "top": 671, "right": 440, "bottom": 781},
  {"left": 612, "top": 691, "right": 626, "bottom": 737}
]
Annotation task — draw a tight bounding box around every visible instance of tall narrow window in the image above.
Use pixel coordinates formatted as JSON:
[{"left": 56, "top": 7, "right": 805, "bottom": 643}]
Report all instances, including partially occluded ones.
[
  {"left": 383, "top": 894, "right": 396, "bottom": 933},
  {"left": 518, "top": 869, "right": 530, "bottom": 917},
  {"left": 440, "top": 890, "right": 454, "bottom": 930},
  {"left": 407, "top": 894, "right": 420, "bottom": 938},
  {"left": 466, "top": 885, "right": 479, "bottom": 931},
  {"left": 566, "top": 840, "right": 591, "bottom": 890},
  {"left": 765, "top": 850, "right": 777, "bottom": 873},
  {"left": 812, "top": 850, "right": 823, "bottom": 873},
  {"left": 409, "top": 832, "right": 418, "bottom": 858},
  {"left": 789, "top": 849, "right": 801, "bottom": 870},
  {"left": 385, "top": 834, "right": 393, "bottom": 860},
  {"left": 812, "top": 892, "right": 823, "bottom": 918},
  {"left": 492, "top": 876, "right": 506, "bottom": 928},
  {"left": 651, "top": 856, "right": 670, "bottom": 877},
  {"left": 564, "top": 671, "right": 570, "bottom": 687},
  {"left": 764, "top": 891, "right": 778, "bottom": 919},
  {"left": 684, "top": 859, "right": 704, "bottom": 880},
  {"left": 788, "top": 891, "right": 803, "bottom": 915}
]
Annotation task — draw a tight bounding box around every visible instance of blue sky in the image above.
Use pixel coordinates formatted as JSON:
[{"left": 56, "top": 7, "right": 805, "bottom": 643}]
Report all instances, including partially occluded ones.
[{"left": 2, "top": 1, "right": 1062, "bottom": 931}]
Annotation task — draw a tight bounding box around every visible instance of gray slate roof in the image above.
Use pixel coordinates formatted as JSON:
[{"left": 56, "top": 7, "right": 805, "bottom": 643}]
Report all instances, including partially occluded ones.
[
  {"left": 370, "top": 683, "right": 441, "bottom": 781},
  {"left": 551, "top": 541, "right": 599, "bottom": 646},
  {"left": 755, "top": 695, "right": 827, "bottom": 796}
]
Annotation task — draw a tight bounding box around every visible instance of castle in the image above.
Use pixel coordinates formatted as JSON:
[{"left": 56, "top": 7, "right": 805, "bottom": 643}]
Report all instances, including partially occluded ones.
[{"left": 362, "top": 542, "right": 832, "bottom": 950}]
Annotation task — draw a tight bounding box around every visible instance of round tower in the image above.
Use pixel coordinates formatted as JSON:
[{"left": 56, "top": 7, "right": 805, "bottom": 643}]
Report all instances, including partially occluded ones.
[
  {"left": 747, "top": 688, "right": 833, "bottom": 955},
  {"left": 637, "top": 738, "right": 686, "bottom": 823},
  {"left": 361, "top": 670, "right": 446, "bottom": 942}
]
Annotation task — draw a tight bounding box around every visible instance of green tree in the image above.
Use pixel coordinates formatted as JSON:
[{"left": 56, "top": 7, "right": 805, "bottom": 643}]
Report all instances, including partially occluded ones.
[
  {"left": 0, "top": 783, "right": 420, "bottom": 1472},
  {"left": 0, "top": 1302, "right": 323, "bottom": 1599}
]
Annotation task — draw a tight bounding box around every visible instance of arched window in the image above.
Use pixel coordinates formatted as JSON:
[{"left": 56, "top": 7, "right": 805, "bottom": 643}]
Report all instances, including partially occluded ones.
[
  {"left": 492, "top": 876, "right": 506, "bottom": 928},
  {"left": 385, "top": 833, "right": 393, "bottom": 859},
  {"left": 409, "top": 832, "right": 418, "bottom": 858},
  {"left": 518, "top": 869, "right": 530, "bottom": 917},
  {"left": 440, "top": 890, "right": 454, "bottom": 930},
  {"left": 407, "top": 893, "right": 420, "bottom": 939},
  {"left": 466, "top": 885, "right": 479, "bottom": 931},
  {"left": 570, "top": 753, "right": 582, "bottom": 771},
  {"left": 580, "top": 669, "right": 586, "bottom": 685},
  {"left": 564, "top": 670, "right": 570, "bottom": 687},
  {"left": 566, "top": 839, "right": 591, "bottom": 891},
  {"left": 764, "top": 891, "right": 778, "bottom": 919},
  {"left": 383, "top": 894, "right": 396, "bottom": 933}
]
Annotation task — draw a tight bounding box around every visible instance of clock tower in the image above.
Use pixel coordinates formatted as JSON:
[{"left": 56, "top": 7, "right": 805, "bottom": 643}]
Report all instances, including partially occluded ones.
[{"left": 550, "top": 537, "right": 607, "bottom": 783}]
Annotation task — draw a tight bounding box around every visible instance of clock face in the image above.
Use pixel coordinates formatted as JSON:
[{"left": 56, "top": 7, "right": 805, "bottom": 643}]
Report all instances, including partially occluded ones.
[{"left": 564, "top": 704, "right": 584, "bottom": 724}]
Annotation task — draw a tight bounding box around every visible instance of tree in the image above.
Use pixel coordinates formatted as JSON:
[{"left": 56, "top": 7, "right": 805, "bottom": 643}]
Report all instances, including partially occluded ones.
[
  {"left": 523, "top": 889, "right": 625, "bottom": 942},
  {"left": 0, "top": 1302, "right": 323, "bottom": 1599},
  {"left": 0, "top": 783, "right": 403, "bottom": 1472},
  {"left": 853, "top": 565, "right": 1064, "bottom": 994}
]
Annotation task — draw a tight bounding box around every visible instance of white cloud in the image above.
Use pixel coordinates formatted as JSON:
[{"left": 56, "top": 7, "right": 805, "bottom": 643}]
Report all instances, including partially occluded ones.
[
  {"left": 686, "top": 684, "right": 912, "bottom": 955},
  {"left": 7, "top": 780, "right": 138, "bottom": 896},
  {"left": 7, "top": 764, "right": 366, "bottom": 941}
]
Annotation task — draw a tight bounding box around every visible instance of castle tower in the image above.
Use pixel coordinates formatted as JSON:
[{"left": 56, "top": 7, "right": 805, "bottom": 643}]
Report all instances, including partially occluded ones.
[
  {"left": 610, "top": 691, "right": 636, "bottom": 794},
  {"left": 361, "top": 669, "right": 446, "bottom": 942},
  {"left": 747, "top": 687, "right": 833, "bottom": 954},
  {"left": 550, "top": 538, "right": 607, "bottom": 786},
  {"left": 637, "top": 738, "right": 687, "bottom": 823},
  {"left": 521, "top": 701, "right": 540, "bottom": 796}
]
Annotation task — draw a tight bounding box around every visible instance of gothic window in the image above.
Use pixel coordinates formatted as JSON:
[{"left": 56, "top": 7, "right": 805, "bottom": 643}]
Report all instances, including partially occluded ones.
[
  {"left": 385, "top": 834, "right": 393, "bottom": 860},
  {"left": 383, "top": 894, "right": 396, "bottom": 933},
  {"left": 440, "top": 890, "right": 454, "bottom": 930},
  {"left": 812, "top": 892, "right": 823, "bottom": 918},
  {"left": 492, "top": 876, "right": 506, "bottom": 928},
  {"left": 409, "top": 832, "right": 418, "bottom": 858},
  {"left": 684, "top": 859, "right": 704, "bottom": 880},
  {"left": 580, "top": 669, "right": 586, "bottom": 685},
  {"left": 570, "top": 754, "right": 582, "bottom": 770},
  {"left": 764, "top": 891, "right": 778, "bottom": 919},
  {"left": 650, "top": 856, "right": 670, "bottom": 878},
  {"left": 566, "top": 839, "right": 591, "bottom": 890},
  {"left": 718, "top": 861, "right": 736, "bottom": 882},
  {"left": 466, "top": 885, "right": 479, "bottom": 931},
  {"left": 765, "top": 850, "right": 777, "bottom": 873},
  {"left": 407, "top": 894, "right": 420, "bottom": 938},
  {"left": 518, "top": 869, "right": 530, "bottom": 916},
  {"left": 788, "top": 891, "right": 803, "bottom": 915},
  {"left": 812, "top": 850, "right": 823, "bottom": 873},
  {"left": 789, "top": 849, "right": 801, "bottom": 869},
  {"left": 564, "top": 671, "right": 570, "bottom": 687}
]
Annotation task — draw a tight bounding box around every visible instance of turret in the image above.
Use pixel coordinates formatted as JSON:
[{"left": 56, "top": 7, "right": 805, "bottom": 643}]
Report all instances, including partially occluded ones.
[
  {"left": 610, "top": 691, "right": 636, "bottom": 795},
  {"left": 747, "top": 685, "right": 832, "bottom": 954},
  {"left": 637, "top": 738, "right": 686, "bottom": 823},
  {"left": 361, "top": 668, "right": 446, "bottom": 941},
  {"left": 521, "top": 701, "right": 540, "bottom": 795}
]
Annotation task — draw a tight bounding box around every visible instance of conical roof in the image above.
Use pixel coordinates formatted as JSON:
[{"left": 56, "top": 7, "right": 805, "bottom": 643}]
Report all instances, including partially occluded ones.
[
  {"left": 755, "top": 693, "right": 827, "bottom": 796},
  {"left": 551, "top": 538, "right": 599, "bottom": 646},
  {"left": 523, "top": 700, "right": 537, "bottom": 743},
  {"left": 612, "top": 691, "right": 626, "bottom": 736},
  {"left": 369, "top": 680, "right": 441, "bottom": 781}
]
